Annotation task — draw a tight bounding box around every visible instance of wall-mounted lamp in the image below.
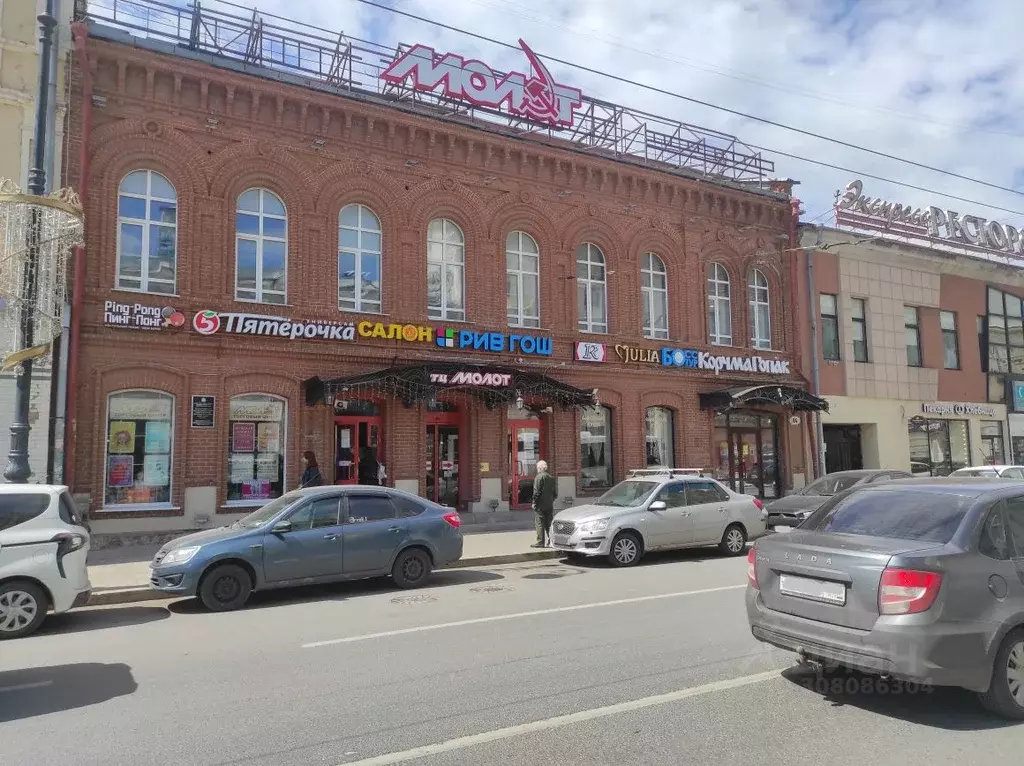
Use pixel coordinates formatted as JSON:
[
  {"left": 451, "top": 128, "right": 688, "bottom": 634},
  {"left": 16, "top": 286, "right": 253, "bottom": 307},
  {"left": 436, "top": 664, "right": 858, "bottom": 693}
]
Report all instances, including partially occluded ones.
[
  {"left": 515, "top": 391, "right": 524, "bottom": 410},
  {"left": 325, "top": 392, "right": 335, "bottom": 407}
]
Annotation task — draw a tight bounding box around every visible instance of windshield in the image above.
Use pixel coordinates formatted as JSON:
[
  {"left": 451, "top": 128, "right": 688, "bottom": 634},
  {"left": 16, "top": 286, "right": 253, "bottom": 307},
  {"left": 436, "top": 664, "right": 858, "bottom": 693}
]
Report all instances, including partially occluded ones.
[
  {"left": 805, "top": 489, "right": 971, "bottom": 543},
  {"left": 236, "top": 492, "right": 303, "bottom": 528},
  {"left": 800, "top": 474, "right": 865, "bottom": 497},
  {"left": 951, "top": 468, "right": 997, "bottom": 477},
  {"left": 596, "top": 480, "right": 659, "bottom": 507}
]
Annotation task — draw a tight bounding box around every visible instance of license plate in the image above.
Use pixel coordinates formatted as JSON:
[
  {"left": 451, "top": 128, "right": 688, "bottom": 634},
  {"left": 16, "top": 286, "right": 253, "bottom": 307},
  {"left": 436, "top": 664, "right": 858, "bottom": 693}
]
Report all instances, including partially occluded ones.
[{"left": 779, "top": 574, "right": 846, "bottom": 606}]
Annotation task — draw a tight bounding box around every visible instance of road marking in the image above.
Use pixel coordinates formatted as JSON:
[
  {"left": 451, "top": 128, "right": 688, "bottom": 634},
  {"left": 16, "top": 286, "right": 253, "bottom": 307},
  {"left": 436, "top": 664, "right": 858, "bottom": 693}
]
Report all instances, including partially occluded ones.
[
  {"left": 0, "top": 680, "right": 53, "bottom": 693},
  {"left": 302, "top": 584, "right": 745, "bottom": 648},
  {"left": 340, "top": 669, "right": 780, "bottom": 765}
]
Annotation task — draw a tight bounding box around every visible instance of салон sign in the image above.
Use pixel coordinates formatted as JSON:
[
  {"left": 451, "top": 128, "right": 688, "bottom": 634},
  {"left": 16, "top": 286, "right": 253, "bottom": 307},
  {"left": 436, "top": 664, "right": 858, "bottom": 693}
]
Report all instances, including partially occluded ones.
[{"left": 381, "top": 38, "right": 583, "bottom": 128}]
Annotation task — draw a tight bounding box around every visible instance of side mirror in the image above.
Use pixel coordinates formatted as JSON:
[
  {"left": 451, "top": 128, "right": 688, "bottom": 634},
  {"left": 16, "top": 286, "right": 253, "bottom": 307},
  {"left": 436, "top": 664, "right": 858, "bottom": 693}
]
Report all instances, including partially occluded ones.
[
  {"left": 271, "top": 520, "right": 293, "bottom": 534},
  {"left": 648, "top": 500, "right": 667, "bottom": 512}
]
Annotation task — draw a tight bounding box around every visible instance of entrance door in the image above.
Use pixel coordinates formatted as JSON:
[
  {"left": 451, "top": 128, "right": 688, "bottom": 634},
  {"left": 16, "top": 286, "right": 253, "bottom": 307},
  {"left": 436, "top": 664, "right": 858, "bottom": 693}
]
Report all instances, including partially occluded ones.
[
  {"left": 714, "top": 412, "right": 780, "bottom": 499},
  {"left": 508, "top": 420, "right": 545, "bottom": 510},
  {"left": 426, "top": 423, "right": 460, "bottom": 508},
  {"left": 335, "top": 417, "right": 383, "bottom": 485},
  {"left": 823, "top": 425, "right": 863, "bottom": 473}
]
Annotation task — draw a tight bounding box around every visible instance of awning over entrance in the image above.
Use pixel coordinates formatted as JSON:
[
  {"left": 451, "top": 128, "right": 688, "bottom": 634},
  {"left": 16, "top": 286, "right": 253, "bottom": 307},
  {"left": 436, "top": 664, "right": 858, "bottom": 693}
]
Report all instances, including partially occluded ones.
[
  {"left": 699, "top": 384, "right": 829, "bottom": 413},
  {"left": 303, "top": 362, "right": 596, "bottom": 409}
]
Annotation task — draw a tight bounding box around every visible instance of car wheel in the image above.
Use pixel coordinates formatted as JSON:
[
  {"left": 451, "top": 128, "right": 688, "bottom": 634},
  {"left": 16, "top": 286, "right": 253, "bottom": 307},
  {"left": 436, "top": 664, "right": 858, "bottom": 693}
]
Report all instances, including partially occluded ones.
[
  {"left": 392, "top": 548, "right": 433, "bottom": 589},
  {"left": 978, "top": 628, "right": 1024, "bottom": 720},
  {"left": 198, "top": 564, "right": 252, "bottom": 612},
  {"left": 608, "top": 531, "right": 641, "bottom": 567},
  {"left": 719, "top": 524, "right": 747, "bottom": 556},
  {"left": 0, "top": 581, "right": 48, "bottom": 640}
]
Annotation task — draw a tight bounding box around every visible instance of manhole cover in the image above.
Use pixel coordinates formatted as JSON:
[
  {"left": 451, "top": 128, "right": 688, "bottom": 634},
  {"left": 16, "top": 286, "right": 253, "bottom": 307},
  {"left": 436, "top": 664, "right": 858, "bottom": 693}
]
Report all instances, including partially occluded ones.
[
  {"left": 390, "top": 594, "right": 438, "bottom": 604},
  {"left": 523, "top": 573, "right": 564, "bottom": 580},
  {"left": 470, "top": 585, "right": 514, "bottom": 593}
]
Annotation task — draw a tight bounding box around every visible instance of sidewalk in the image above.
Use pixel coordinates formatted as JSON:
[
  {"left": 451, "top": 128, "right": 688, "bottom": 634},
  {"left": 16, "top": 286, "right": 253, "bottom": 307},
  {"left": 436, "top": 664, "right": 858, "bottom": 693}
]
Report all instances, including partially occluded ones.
[{"left": 86, "top": 529, "right": 558, "bottom": 607}]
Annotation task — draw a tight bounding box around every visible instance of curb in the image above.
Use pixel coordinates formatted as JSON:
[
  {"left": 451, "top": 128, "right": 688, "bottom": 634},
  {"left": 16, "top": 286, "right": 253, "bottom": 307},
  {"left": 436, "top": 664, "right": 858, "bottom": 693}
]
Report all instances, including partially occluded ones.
[{"left": 85, "top": 549, "right": 565, "bottom": 608}]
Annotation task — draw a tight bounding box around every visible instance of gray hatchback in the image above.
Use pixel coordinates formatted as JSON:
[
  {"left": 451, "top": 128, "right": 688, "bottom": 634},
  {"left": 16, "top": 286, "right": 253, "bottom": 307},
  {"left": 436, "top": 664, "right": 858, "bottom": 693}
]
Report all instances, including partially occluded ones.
[
  {"left": 747, "top": 478, "right": 1024, "bottom": 719},
  {"left": 150, "top": 486, "right": 463, "bottom": 611}
]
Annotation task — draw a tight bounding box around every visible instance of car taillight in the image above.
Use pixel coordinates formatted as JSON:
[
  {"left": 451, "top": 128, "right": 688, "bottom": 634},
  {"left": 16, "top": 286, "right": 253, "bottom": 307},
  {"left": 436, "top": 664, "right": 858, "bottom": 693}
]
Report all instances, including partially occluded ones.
[
  {"left": 878, "top": 568, "right": 942, "bottom": 615},
  {"left": 747, "top": 547, "right": 759, "bottom": 590},
  {"left": 752, "top": 497, "right": 764, "bottom": 511},
  {"left": 51, "top": 532, "right": 87, "bottom": 579},
  {"left": 442, "top": 512, "right": 462, "bottom": 528}
]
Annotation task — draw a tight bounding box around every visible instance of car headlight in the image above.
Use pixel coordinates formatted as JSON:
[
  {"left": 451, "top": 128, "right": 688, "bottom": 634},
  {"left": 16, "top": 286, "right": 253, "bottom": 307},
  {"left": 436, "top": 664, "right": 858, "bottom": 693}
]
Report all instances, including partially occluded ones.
[
  {"left": 157, "top": 545, "right": 201, "bottom": 567},
  {"left": 578, "top": 519, "right": 610, "bottom": 535}
]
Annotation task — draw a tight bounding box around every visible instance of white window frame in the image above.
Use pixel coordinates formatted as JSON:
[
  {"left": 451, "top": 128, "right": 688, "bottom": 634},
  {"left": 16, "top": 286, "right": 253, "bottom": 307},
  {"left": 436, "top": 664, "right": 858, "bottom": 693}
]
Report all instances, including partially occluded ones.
[
  {"left": 427, "top": 218, "right": 466, "bottom": 321},
  {"left": 576, "top": 242, "right": 608, "bottom": 334},
  {"left": 116, "top": 170, "right": 178, "bottom": 294},
  {"left": 103, "top": 389, "right": 175, "bottom": 511},
  {"left": 641, "top": 252, "right": 669, "bottom": 339},
  {"left": 235, "top": 188, "right": 288, "bottom": 304},
  {"left": 506, "top": 231, "right": 540, "bottom": 328},
  {"left": 707, "top": 262, "right": 732, "bottom": 346},
  {"left": 338, "top": 203, "right": 382, "bottom": 314},
  {"left": 224, "top": 393, "right": 289, "bottom": 508},
  {"left": 748, "top": 268, "right": 771, "bottom": 350}
]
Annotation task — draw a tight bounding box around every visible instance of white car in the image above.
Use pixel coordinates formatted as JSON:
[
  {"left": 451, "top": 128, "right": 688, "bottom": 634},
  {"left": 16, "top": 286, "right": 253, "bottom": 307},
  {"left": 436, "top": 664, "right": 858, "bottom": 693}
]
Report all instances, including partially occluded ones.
[
  {"left": 949, "top": 465, "right": 1024, "bottom": 479},
  {"left": 550, "top": 470, "right": 767, "bottom": 566},
  {"left": 0, "top": 485, "right": 91, "bottom": 639}
]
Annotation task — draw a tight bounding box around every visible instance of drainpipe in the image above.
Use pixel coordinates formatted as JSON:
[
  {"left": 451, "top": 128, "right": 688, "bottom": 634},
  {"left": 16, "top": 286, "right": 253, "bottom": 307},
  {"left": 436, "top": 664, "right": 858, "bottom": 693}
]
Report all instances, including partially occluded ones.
[
  {"left": 805, "top": 227, "right": 826, "bottom": 478},
  {"left": 45, "top": 0, "right": 65, "bottom": 482},
  {"left": 64, "top": 21, "right": 92, "bottom": 493}
]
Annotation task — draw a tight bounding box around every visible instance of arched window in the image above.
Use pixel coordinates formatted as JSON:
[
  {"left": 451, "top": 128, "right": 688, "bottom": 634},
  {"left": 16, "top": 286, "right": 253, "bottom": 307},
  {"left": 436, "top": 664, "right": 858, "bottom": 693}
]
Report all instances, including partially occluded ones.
[
  {"left": 580, "top": 405, "right": 614, "bottom": 488},
  {"left": 236, "top": 188, "right": 287, "bottom": 304},
  {"left": 706, "top": 262, "right": 732, "bottom": 346},
  {"left": 644, "top": 407, "right": 675, "bottom": 468},
  {"left": 641, "top": 252, "right": 669, "bottom": 339},
  {"left": 576, "top": 242, "right": 608, "bottom": 333},
  {"left": 117, "top": 170, "right": 177, "bottom": 294},
  {"left": 226, "top": 394, "right": 287, "bottom": 504},
  {"left": 427, "top": 218, "right": 465, "bottom": 321},
  {"left": 748, "top": 269, "right": 771, "bottom": 350},
  {"left": 105, "top": 390, "right": 174, "bottom": 507},
  {"left": 339, "top": 204, "right": 382, "bottom": 314},
  {"left": 506, "top": 231, "right": 540, "bottom": 328}
]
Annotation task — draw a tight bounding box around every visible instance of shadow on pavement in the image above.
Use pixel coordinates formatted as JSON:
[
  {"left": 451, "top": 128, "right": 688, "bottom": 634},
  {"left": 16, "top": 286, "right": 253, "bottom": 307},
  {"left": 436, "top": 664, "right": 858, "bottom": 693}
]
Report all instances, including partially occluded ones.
[
  {"left": 36, "top": 606, "right": 170, "bottom": 636},
  {"left": 87, "top": 544, "right": 161, "bottom": 566},
  {"left": 0, "top": 663, "right": 137, "bottom": 723},
  {"left": 167, "top": 567, "right": 505, "bottom": 614},
  {"left": 561, "top": 545, "right": 726, "bottom": 568},
  {"left": 781, "top": 666, "right": 1020, "bottom": 731}
]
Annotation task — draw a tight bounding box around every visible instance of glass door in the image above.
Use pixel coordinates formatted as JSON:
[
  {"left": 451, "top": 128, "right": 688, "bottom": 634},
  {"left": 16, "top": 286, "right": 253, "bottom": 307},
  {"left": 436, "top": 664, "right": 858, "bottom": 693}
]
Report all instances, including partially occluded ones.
[
  {"left": 731, "top": 431, "right": 760, "bottom": 497},
  {"left": 508, "top": 421, "right": 544, "bottom": 510},
  {"left": 335, "top": 417, "right": 383, "bottom": 485},
  {"left": 426, "top": 424, "right": 460, "bottom": 507}
]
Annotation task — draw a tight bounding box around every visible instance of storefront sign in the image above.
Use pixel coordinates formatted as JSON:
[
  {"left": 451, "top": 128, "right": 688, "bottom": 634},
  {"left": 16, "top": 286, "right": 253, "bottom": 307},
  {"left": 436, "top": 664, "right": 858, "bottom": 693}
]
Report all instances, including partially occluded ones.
[
  {"left": 921, "top": 402, "right": 997, "bottom": 417},
  {"left": 1012, "top": 380, "right": 1024, "bottom": 413},
  {"left": 614, "top": 344, "right": 659, "bottom": 365},
  {"left": 229, "top": 399, "right": 284, "bottom": 422},
  {"left": 428, "top": 370, "right": 513, "bottom": 387},
  {"left": 108, "top": 394, "right": 173, "bottom": 421},
  {"left": 435, "top": 328, "right": 553, "bottom": 356},
  {"left": 190, "top": 396, "right": 215, "bottom": 428},
  {"left": 380, "top": 38, "right": 583, "bottom": 128},
  {"left": 103, "top": 300, "right": 185, "bottom": 330},
  {"left": 661, "top": 347, "right": 791, "bottom": 375},
  {"left": 357, "top": 321, "right": 433, "bottom": 343},
  {"left": 192, "top": 310, "right": 356, "bottom": 342},
  {"left": 575, "top": 341, "right": 606, "bottom": 362}
]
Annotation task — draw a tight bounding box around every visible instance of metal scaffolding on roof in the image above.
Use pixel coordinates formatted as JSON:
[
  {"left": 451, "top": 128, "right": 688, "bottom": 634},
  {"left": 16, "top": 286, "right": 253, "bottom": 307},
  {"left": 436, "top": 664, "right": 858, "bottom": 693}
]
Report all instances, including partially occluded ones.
[{"left": 82, "top": 0, "right": 776, "bottom": 185}]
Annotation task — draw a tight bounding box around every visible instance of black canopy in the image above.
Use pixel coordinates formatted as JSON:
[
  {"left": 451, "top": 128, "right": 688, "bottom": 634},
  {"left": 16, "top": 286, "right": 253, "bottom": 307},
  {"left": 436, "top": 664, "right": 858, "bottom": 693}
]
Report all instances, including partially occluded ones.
[{"left": 699, "top": 384, "right": 829, "bottom": 413}]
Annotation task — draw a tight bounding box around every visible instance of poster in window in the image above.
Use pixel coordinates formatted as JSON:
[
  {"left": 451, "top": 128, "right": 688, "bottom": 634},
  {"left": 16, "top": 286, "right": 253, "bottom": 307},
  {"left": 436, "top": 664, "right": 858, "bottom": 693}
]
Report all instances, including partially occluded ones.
[
  {"left": 107, "top": 455, "right": 135, "bottom": 487},
  {"left": 108, "top": 421, "right": 136, "bottom": 454},
  {"left": 230, "top": 453, "right": 254, "bottom": 483},
  {"left": 255, "top": 454, "right": 279, "bottom": 482},
  {"left": 232, "top": 422, "right": 256, "bottom": 452},
  {"left": 143, "top": 455, "right": 170, "bottom": 486},
  {"left": 257, "top": 422, "right": 280, "bottom": 453},
  {"left": 241, "top": 479, "right": 272, "bottom": 501},
  {"left": 144, "top": 421, "right": 171, "bottom": 454}
]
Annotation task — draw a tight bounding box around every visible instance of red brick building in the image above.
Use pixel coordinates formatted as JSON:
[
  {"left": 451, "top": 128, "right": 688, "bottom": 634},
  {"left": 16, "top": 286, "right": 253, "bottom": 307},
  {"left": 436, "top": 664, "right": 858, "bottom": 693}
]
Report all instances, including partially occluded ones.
[{"left": 65, "top": 5, "right": 821, "bottom": 537}]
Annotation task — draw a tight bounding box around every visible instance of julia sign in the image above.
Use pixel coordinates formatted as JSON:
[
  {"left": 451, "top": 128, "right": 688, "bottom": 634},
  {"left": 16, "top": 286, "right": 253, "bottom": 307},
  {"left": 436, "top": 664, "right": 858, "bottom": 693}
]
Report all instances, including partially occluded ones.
[
  {"left": 381, "top": 38, "right": 583, "bottom": 128},
  {"left": 193, "top": 310, "right": 356, "bottom": 342}
]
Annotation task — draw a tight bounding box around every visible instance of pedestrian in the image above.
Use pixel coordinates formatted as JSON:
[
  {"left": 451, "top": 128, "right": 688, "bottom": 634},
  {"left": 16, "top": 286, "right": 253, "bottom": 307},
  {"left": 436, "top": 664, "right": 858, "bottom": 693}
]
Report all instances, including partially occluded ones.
[
  {"left": 300, "top": 450, "right": 324, "bottom": 488},
  {"left": 531, "top": 460, "right": 557, "bottom": 548}
]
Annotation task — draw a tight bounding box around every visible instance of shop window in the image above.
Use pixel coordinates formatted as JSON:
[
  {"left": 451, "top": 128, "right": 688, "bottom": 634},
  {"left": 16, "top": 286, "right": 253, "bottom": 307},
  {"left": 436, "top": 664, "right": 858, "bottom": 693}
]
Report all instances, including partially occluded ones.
[
  {"left": 706, "top": 262, "right": 732, "bottom": 346},
  {"left": 851, "top": 298, "right": 868, "bottom": 362},
  {"left": 338, "top": 204, "right": 382, "bottom": 314},
  {"left": 506, "top": 231, "right": 540, "bottom": 328},
  {"left": 576, "top": 242, "right": 608, "bottom": 333},
  {"left": 644, "top": 406, "right": 675, "bottom": 467},
  {"left": 641, "top": 253, "right": 669, "bottom": 339},
  {"left": 908, "top": 417, "right": 970, "bottom": 476},
  {"left": 981, "top": 421, "right": 1006, "bottom": 465},
  {"left": 820, "top": 294, "right": 839, "bottom": 361},
  {"left": 986, "top": 288, "right": 1024, "bottom": 403},
  {"left": 227, "top": 394, "right": 286, "bottom": 504},
  {"left": 116, "top": 170, "right": 177, "bottom": 294},
  {"left": 104, "top": 391, "right": 174, "bottom": 508},
  {"left": 747, "top": 269, "right": 771, "bottom": 350},
  {"left": 580, "top": 405, "right": 613, "bottom": 489},
  {"left": 236, "top": 188, "right": 287, "bottom": 304},
  {"left": 427, "top": 218, "right": 465, "bottom": 321}
]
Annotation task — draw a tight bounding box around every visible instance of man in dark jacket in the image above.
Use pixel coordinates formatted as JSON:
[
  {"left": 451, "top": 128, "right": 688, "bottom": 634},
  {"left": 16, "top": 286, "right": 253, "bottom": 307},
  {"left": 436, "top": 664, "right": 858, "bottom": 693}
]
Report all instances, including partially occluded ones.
[{"left": 531, "top": 460, "right": 557, "bottom": 548}]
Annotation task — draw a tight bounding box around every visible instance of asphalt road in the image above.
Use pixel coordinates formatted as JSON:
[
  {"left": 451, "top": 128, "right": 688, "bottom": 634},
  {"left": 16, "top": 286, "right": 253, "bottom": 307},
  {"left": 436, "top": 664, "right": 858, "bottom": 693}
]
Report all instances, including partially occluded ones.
[{"left": 1, "top": 548, "right": 1021, "bottom": 765}]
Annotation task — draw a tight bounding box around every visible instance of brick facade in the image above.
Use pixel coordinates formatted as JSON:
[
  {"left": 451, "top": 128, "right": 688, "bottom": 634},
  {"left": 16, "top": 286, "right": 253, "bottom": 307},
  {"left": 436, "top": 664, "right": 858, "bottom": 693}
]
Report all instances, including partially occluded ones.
[{"left": 66, "top": 34, "right": 809, "bottom": 529}]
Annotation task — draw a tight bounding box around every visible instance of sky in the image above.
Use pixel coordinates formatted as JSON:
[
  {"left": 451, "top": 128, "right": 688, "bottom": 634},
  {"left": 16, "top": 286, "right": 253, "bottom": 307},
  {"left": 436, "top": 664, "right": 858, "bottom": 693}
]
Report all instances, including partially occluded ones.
[{"left": 97, "top": 0, "right": 1024, "bottom": 229}]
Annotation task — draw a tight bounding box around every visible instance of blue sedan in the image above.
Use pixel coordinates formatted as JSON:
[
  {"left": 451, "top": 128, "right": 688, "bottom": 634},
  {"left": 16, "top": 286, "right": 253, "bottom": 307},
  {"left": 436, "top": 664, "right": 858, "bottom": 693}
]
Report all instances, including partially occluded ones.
[{"left": 149, "top": 486, "right": 464, "bottom": 611}]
